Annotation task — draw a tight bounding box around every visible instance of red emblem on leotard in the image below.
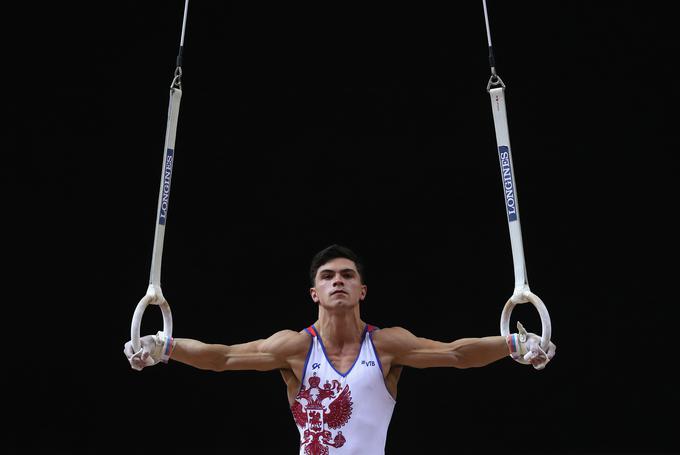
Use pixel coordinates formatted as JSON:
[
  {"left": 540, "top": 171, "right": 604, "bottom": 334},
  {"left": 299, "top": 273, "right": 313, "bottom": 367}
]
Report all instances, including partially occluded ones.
[{"left": 291, "top": 373, "right": 353, "bottom": 454}]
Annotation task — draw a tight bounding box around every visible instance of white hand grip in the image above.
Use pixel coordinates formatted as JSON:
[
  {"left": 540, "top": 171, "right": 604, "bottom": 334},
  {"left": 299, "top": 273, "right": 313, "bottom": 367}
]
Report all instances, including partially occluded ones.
[
  {"left": 500, "top": 290, "right": 551, "bottom": 364},
  {"left": 131, "top": 284, "right": 173, "bottom": 352}
]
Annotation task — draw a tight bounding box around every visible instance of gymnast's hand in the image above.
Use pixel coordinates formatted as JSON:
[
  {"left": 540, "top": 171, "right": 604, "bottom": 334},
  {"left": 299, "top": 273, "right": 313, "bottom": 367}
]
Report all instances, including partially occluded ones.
[
  {"left": 511, "top": 322, "right": 556, "bottom": 370},
  {"left": 124, "top": 332, "right": 172, "bottom": 371}
]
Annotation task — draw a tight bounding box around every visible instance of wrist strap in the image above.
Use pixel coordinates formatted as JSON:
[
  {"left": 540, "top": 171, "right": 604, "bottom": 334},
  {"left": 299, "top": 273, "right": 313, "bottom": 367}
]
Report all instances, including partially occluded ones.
[
  {"left": 156, "top": 331, "right": 175, "bottom": 363},
  {"left": 506, "top": 334, "right": 523, "bottom": 359}
]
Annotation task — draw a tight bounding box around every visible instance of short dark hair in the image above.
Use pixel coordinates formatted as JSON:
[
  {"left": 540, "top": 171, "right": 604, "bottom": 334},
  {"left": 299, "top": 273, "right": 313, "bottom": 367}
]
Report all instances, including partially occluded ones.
[{"left": 309, "top": 244, "right": 365, "bottom": 285}]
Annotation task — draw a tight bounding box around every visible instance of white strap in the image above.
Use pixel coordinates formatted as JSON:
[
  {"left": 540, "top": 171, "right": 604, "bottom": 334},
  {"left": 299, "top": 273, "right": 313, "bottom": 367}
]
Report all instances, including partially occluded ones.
[
  {"left": 149, "top": 87, "right": 182, "bottom": 288},
  {"left": 131, "top": 87, "right": 181, "bottom": 352},
  {"left": 488, "top": 87, "right": 552, "bottom": 354},
  {"left": 488, "top": 87, "right": 528, "bottom": 296}
]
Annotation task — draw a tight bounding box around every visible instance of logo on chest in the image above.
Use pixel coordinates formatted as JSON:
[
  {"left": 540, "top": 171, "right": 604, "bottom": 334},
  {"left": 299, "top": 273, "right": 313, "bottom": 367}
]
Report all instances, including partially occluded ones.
[{"left": 291, "top": 373, "right": 353, "bottom": 455}]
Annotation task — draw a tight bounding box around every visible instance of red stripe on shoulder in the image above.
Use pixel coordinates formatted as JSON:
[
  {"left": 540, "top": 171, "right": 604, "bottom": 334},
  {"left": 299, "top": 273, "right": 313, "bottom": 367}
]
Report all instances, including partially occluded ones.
[
  {"left": 367, "top": 324, "right": 378, "bottom": 333},
  {"left": 307, "top": 326, "right": 317, "bottom": 337}
]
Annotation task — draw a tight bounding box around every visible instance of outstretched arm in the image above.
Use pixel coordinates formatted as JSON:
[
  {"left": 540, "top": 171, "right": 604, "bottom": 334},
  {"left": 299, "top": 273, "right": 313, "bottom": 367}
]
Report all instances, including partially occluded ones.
[
  {"left": 171, "top": 330, "right": 306, "bottom": 372},
  {"left": 124, "top": 330, "right": 309, "bottom": 372},
  {"left": 375, "top": 327, "right": 510, "bottom": 369},
  {"left": 374, "top": 326, "right": 555, "bottom": 370}
]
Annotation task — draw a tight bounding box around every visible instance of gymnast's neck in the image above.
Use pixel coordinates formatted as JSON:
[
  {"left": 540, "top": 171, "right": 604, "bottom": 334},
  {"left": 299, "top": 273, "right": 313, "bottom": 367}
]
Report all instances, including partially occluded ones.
[{"left": 315, "top": 305, "right": 365, "bottom": 348}]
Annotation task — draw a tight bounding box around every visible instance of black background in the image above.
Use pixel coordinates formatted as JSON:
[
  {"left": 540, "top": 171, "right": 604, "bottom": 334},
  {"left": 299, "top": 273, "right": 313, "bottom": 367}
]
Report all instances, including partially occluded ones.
[{"left": 7, "top": 1, "right": 678, "bottom": 454}]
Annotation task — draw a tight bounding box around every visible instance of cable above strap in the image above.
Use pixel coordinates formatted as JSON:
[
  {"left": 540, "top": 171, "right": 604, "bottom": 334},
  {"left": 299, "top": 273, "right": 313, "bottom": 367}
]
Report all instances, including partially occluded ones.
[
  {"left": 172, "top": 0, "right": 190, "bottom": 90},
  {"left": 481, "top": 0, "right": 505, "bottom": 91}
]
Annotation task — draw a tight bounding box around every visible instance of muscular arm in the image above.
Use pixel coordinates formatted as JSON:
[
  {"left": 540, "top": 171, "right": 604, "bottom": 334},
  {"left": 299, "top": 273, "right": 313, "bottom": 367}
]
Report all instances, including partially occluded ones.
[
  {"left": 374, "top": 327, "right": 510, "bottom": 370},
  {"left": 170, "top": 330, "right": 309, "bottom": 372}
]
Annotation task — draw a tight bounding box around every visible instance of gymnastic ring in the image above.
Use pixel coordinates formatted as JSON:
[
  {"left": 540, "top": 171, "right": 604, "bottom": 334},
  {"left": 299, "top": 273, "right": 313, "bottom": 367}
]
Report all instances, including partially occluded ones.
[
  {"left": 500, "top": 290, "right": 551, "bottom": 364},
  {"left": 131, "top": 284, "right": 173, "bottom": 352}
]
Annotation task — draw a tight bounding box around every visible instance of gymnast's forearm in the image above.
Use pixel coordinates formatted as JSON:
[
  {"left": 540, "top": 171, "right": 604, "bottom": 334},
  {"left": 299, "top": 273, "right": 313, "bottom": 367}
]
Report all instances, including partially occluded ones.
[
  {"left": 170, "top": 338, "right": 230, "bottom": 371},
  {"left": 449, "top": 336, "right": 510, "bottom": 368}
]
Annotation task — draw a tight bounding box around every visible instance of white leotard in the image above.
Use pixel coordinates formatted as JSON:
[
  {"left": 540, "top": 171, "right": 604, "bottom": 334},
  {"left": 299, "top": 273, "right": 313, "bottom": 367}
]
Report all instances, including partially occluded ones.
[{"left": 291, "top": 324, "right": 396, "bottom": 455}]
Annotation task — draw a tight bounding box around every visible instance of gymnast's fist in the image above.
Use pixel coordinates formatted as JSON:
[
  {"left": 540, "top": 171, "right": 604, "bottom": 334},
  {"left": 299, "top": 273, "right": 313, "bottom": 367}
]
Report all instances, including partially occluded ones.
[
  {"left": 508, "top": 322, "right": 556, "bottom": 370},
  {"left": 124, "top": 331, "right": 173, "bottom": 371}
]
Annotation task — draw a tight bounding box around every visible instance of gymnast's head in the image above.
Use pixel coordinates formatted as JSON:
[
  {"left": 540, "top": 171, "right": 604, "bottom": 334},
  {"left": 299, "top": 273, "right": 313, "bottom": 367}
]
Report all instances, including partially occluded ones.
[{"left": 309, "top": 244, "right": 367, "bottom": 307}]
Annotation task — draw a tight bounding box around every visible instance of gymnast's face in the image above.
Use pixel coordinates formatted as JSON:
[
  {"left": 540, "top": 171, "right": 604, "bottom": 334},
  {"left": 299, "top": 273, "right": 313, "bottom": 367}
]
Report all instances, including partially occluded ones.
[{"left": 310, "top": 258, "right": 367, "bottom": 309}]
